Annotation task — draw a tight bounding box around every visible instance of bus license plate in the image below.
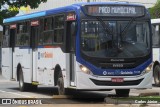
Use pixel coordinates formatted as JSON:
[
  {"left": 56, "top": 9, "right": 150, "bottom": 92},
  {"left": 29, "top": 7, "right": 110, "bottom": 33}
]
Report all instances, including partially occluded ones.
[{"left": 111, "top": 78, "right": 124, "bottom": 83}]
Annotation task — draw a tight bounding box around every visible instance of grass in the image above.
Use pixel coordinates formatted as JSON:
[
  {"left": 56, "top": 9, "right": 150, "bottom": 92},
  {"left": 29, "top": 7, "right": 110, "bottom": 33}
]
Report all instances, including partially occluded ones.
[{"left": 104, "top": 96, "right": 160, "bottom": 104}]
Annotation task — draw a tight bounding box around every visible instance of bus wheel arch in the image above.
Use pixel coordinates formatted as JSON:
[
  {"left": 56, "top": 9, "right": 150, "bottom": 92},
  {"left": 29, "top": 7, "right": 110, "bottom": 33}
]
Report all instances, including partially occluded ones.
[
  {"left": 153, "top": 61, "right": 160, "bottom": 86},
  {"left": 18, "top": 65, "right": 28, "bottom": 91}
]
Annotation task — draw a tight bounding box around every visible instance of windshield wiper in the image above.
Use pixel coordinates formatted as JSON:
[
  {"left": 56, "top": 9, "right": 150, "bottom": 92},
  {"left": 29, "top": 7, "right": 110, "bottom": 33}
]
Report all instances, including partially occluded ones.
[
  {"left": 120, "top": 18, "right": 135, "bottom": 38},
  {"left": 96, "top": 17, "right": 113, "bottom": 35}
]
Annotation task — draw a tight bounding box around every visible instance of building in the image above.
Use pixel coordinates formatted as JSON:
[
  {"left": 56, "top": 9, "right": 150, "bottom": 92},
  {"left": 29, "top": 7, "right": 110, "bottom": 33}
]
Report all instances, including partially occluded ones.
[{"left": 27, "top": 0, "right": 157, "bottom": 13}]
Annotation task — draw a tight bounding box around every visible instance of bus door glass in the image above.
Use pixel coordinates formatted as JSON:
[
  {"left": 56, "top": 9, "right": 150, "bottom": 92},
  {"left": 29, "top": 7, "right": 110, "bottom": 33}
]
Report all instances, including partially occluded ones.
[
  {"left": 31, "top": 20, "right": 39, "bottom": 81},
  {"left": 10, "top": 25, "right": 16, "bottom": 79},
  {"left": 66, "top": 12, "right": 76, "bottom": 86},
  {"left": 2, "top": 25, "right": 16, "bottom": 79}
]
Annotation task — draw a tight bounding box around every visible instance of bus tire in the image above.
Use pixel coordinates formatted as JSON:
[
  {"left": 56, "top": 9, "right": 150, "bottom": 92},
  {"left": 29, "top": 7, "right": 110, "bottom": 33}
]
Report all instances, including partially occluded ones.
[
  {"left": 154, "top": 65, "right": 160, "bottom": 86},
  {"left": 19, "top": 67, "right": 28, "bottom": 92},
  {"left": 115, "top": 89, "right": 130, "bottom": 97},
  {"left": 29, "top": 85, "right": 38, "bottom": 91},
  {"left": 57, "top": 72, "right": 66, "bottom": 95}
]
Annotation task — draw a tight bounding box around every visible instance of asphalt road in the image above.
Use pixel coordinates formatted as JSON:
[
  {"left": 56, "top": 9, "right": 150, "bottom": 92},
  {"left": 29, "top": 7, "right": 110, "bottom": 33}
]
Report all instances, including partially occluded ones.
[{"left": 0, "top": 74, "right": 160, "bottom": 106}]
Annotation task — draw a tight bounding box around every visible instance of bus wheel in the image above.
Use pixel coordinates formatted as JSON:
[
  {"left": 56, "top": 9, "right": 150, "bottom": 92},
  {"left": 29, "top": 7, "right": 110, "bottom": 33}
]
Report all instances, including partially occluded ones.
[
  {"left": 115, "top": 89, "right": 130, "bottom": 97},
  {"left": 29, "top": 85, "right": 38, "bottom": 91},
  {"left": 154, "top": 65, "right": 160, "bottom": 86},
  {"left": 57, "top": 72, "right": 65, "bottom": 95},
  {"left": 19, "top": 68, "right": 28, "bottom": 91}
]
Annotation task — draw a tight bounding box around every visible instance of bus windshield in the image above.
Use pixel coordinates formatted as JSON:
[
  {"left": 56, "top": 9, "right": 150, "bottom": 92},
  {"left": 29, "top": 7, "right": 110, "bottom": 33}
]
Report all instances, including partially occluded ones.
[{"left": 81, "top": 20, "right": 150, "bottom": 58}]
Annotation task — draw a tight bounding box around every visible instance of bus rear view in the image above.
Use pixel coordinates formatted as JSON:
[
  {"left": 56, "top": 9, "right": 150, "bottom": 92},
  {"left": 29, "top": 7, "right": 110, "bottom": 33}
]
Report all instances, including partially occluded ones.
[{"left": 76, "top": 3, "right": 152, "bottom": 97}]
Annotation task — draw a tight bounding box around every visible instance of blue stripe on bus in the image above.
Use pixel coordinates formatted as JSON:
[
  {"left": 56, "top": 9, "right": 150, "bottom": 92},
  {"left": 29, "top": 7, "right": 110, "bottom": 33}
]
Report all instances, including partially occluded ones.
[
  {"left": 4, "top": 11, "right": 46, "bottom": 23},
  {"left": 37, "top": 46, "right": 44, "bottom": 48},
  {"left": 76, "top": 55, "right": 152, "bottom": 76}
]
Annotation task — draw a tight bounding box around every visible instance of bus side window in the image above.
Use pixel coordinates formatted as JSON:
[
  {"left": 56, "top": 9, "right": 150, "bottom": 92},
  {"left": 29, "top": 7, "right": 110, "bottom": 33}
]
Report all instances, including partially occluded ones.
[
  {"left": 2, "top": 25, "right": 9, "bottom": 47},
  {"left": 43, "top": 17, "right": 54, "bottom": 45},
  {"left": 39, "top": 19, "right": 44, "bottom": 45},
  {"left": 16, "top": 22, "right": 29, "bottom": 46},
  {"left": 65, "top": 21, "right": 76, "bottom": 53},
  {"left": 54, "top": 15, "right": 64, "bottom": 43},
  {"left": 152, "top": 24, "right": 160, "bottom": 47},
  {"left": 71, "top": 22, "right": 76, "bottom": 51}
]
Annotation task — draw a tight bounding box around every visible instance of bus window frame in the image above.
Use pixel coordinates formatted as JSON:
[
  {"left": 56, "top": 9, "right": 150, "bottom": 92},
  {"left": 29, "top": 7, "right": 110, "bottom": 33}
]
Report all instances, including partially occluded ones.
[
  {"left": 15, "top": 21, "right": 30, "bottom": 47},
  {"left": 152, "top": 24, "right": 160, "bottom": 48},
  {"left": 42, "top": 16, "right": 54, "bottom": 46},
  {"left": 54, "top": 14, "right": 65, "bottom": 44},
  {"left": 2, "top": 25, "right": 10, "bottom": 48}
]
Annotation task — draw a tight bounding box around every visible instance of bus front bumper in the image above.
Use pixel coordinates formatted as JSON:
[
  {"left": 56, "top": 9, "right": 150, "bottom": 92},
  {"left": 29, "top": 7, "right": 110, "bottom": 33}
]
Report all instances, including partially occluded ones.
[{"left": 76, "top": 71, "right": 152, "bottom": 90}]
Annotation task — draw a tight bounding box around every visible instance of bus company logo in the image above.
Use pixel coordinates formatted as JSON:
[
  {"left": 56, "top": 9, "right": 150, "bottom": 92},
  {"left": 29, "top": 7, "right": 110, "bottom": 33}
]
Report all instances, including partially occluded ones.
[
  {"left": 115, "top": 70, "right": 120, "bottom": 75},
  {"left": 120, "top": 71, "right": 133, "bottom": 75},
  {"left": 103, "top": 71, "right": 114, "bottom": 75},
  {"left": 103, "top": 71, "right": 107, "bottom": 75},
  {"left": 112, "top": 64, "right": 123, "bottom": 68},
  {"left": 133, "top": 70, "right": 141, "bottom": 74},
  {"left": 38, "top": 52, "right": 53, "bottom": 59}
]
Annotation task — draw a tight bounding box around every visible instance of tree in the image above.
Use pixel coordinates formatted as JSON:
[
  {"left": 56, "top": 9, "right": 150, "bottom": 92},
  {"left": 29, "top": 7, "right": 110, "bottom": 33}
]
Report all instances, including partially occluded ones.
[
  {"left": 149, "top": 0, "right": 160, "bottom": 19},
  {"left": 0, "top": 0, "right": 47, "bottom": 25}
]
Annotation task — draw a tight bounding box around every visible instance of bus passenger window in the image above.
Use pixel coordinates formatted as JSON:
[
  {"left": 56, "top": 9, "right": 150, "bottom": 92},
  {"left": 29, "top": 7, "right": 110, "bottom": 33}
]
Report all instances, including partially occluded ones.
[
  {"left": 152, "top": 24, "right": 160, "bottom": 47},
  {"left": 43, "top": 31, "right": 54, "bottom": 45},
  {"left": 2, "top": 26, "right": 9, "bottom": 47},
  {"left": 71, "top": 22, "right": 76, "bottom": 51},
  {"left": 16, "top": 22, "right": 29, "bottom": 46},
  {"left": 44, "top": 17, "right": 53, "bottom": 31},
  {"left": 54, "top": 15, "right": 64, "bottom": 43}
]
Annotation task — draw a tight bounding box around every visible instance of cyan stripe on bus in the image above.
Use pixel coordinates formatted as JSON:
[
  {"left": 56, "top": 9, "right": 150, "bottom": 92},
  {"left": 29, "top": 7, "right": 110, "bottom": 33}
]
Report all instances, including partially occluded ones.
[{"left": 3, "top": 11, "right": 46, "bottom": 23}]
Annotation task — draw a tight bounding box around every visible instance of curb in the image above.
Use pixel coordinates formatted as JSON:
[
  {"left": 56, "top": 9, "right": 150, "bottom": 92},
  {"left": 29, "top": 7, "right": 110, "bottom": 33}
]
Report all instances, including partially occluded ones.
[
  {"left": 53, "top": 95, "right": 73, "bottom": 99},
  {"left": 139, "top": 92, "right": 160, "bottom": 97}
]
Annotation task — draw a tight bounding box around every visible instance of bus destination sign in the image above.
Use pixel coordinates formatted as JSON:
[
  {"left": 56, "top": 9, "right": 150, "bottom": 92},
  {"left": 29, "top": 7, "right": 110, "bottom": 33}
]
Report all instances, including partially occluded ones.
[{"left": 84, "top": 5, "right": 145, "bottom": 17}]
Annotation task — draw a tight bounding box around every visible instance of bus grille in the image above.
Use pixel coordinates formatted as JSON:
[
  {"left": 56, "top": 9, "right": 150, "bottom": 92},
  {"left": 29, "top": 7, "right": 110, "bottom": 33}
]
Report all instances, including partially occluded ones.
[{"left": 90, "top": 78, "right": 143, "bottom": 86}]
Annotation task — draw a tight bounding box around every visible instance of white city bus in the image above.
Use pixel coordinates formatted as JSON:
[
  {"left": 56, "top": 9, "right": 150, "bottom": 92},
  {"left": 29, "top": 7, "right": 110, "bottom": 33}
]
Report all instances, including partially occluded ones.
[
  {"left": 151, "top": 18, "right": 160, "bottom": 86},
  {"left": 2, "top": 2, "right": 152, "bottom": 97}
]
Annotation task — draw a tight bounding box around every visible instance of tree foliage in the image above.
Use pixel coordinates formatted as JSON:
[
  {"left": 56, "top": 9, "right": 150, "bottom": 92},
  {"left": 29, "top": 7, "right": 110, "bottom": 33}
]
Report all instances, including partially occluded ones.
[
  {"left": 0, "top": 9, "right": 18, "bottom": 25},
  {"left": 0, "top": 0, "right": 47, "bottom": 25},
  {"left": 149, "top": 0, "right": 160, "bottom": 19}
]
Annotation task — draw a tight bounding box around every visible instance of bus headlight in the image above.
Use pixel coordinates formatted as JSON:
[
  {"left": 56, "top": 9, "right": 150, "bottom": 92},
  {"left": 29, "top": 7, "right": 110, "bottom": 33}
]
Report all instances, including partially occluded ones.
[
  {"left": 145, "top": 64, "right": 152, "bottom": 72},
  {"left": 141, "top": 64, "right": 152, "bottom": 75},
  {"left": 79, "top": 65, "right": 92, "bottom": 75}
]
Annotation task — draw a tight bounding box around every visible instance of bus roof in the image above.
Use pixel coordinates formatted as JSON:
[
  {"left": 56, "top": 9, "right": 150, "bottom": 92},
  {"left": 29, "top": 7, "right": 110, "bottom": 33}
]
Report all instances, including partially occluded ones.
[
  {"left": 3, "top": 2, "right": 145, "bottom": 24},
  {"left": 151, "top": 19, "right": 160, "bottom": 24},
  {"left": 72, "top": 2, "right": 144, "bottom": 6}
]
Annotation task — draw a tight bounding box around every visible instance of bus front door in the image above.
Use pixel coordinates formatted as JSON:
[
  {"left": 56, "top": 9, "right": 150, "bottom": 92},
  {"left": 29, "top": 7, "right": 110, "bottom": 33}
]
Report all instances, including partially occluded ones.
[
  {"left": 10, "top": 29, "right": 16, "bottom": 80},
  {"left": 2, "top": 27, "right": 16, "bottom": 80},
  {"left": 66, "top": 21, "right": 76, "bottom": 86},
  {"left": 31, "top": 25, "right": 39, "bottom": 82}
]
